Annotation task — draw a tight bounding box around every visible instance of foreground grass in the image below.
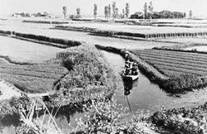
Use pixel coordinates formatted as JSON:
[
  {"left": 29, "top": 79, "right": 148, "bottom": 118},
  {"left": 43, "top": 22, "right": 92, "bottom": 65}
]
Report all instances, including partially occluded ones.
[{"left": 151, "top": 102, "right": 207, "bottom": 134}]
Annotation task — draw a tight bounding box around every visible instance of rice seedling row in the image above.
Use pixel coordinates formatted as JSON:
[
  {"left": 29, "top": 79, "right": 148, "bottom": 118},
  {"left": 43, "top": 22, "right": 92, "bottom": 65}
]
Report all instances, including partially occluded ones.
[
  {"left": 131, "top": 49, "right": 207, "bottom": 77},
  {"left": 136, "top": 49, "right": 207, "bottom": 60},
  {"left": 140, "top": 56, "right": 207, "bottom": 69},
  {"left": 148, "top": 61, "right": 207, "bottom": 75},
  {"left": 135, "top": 50, "right": 207, "bottom": 62},
  {"left": 138, "top": 54, "right": 207, "bottom": 68}
]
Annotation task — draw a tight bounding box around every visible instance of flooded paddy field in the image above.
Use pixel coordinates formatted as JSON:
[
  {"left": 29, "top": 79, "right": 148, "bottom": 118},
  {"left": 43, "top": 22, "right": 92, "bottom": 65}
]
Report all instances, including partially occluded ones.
[
  {"left": 53, "top": 19, "right": 207, "bottom": 39},
  {"left": 0, "top": 36, "right": 63, "bottom": 63}
]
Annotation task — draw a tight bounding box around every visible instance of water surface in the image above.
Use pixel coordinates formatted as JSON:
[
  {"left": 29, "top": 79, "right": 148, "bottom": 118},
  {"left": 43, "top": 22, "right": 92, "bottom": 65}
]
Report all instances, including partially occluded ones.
[{"left": 0, "top": 36, "right": 63, "bottom": 63}]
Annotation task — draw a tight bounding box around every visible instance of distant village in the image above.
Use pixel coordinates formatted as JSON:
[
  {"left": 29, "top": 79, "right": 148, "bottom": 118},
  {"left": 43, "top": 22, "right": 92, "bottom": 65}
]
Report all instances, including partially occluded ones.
[{"left": 12, "top": 1, "right": 192, "bottom": 19}]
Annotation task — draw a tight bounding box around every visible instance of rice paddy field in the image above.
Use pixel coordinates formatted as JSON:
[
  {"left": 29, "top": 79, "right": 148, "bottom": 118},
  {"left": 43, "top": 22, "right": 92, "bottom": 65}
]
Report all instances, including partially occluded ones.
[
  {"left": 54, "top": 19, "right": 207, "bottom": 38},
  {"left": 156, "top": 37, "right": 207, "bottom": 44},
  {"left": 131, "top": 49, "right": 207, "bottom": 77},
  {"left": 0, "top": 58, "right": 68, "bottom": 93}
]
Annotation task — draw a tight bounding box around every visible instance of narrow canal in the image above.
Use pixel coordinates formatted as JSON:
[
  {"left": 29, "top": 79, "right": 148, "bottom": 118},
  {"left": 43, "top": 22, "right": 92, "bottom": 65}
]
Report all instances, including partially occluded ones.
[{"left": 101, "top": 50, "right": 176, "bottom": 112}]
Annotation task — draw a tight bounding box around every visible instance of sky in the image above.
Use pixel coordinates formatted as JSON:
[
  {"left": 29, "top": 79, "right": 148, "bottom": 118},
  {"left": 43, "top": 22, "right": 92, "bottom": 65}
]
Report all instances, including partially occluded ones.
[{"left": 0, "top": 0, "right": 207, "bottom": 18}]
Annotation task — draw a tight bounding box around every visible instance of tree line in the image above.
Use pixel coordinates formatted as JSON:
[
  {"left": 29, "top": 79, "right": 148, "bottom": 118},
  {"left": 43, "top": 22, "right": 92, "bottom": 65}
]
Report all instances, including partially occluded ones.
[
  {"left": 131, "top": 2, "right": 186, "bottom": 19},
  {"left": 94, "top": 2, "right": 130, "bottom": 19},
  {"left": 62, "top": 1, "right": 186, "bottom": 19}
]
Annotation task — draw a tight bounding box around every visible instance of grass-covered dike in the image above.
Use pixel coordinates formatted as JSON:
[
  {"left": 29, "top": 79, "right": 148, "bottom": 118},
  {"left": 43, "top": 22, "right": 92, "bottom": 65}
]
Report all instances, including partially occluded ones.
[{"left": 0, "top": 29, "right": 81, "bottom": 48}]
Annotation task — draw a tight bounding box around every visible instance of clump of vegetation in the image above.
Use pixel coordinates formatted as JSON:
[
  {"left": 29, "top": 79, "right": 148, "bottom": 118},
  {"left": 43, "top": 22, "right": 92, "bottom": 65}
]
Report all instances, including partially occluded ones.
[
  {"left": 4, "top": 96, "right": 63, "bottom": 134},
  {"left": 0, "top": 29, "right": 81, "bottom": 48},
  {"left": 130, "top": 10, "right": 186, "bottom": 19},
  {"left": 151, "top": 102, "right": 207, "bottom": 134},
  {"left": 162, "top": 74, "right": 207, "bottom": 93},
  {"left": 0, "top": 30, "right": 11, "bottom": 35},
  {"left": 73, "top": 98, "right": 155, "bottom": 134},
  {"left": 23, "top": 20, "right": 68, "bottom": 24},
  {"left": 14, "top": 32, "right": 81, "bottom": 47},
  {"left": 51, "top": 44, "right": 121, "bottom": 106}
]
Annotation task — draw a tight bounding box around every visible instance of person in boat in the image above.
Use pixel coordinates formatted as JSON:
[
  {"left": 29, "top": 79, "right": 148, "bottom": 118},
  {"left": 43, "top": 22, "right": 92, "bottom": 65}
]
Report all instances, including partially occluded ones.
[
  {"left": 125, "top": 60, "right": 133, "bottom": 75},
  {"left": 131, "top": 62, "right": 138, "bottom": 75},
  {"left": 124, "top": 53, "right": 134, "bottom": 75}
]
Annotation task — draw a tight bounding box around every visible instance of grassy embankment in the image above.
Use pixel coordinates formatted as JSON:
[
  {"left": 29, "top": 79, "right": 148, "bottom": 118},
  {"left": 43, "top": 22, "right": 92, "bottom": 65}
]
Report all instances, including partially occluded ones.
[
  {"left": 95, "top": 45, "right": 207, "bottom": 94},
  {"left": 49, "top": 44, "right": 122, "bottom": 107},
  {"left": 23, "top": 20, "right": 69, "bottom": 24},
  {"left": 54, "top": 25, "right": 96, "bottom": 32},
  {"left": 0, "top": 29, "right": 81, "bottom": 48}
]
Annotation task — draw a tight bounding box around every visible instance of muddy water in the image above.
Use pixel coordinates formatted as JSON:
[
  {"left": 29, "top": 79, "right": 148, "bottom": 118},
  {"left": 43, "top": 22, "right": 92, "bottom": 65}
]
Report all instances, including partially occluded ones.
[{"left": 101, "top": 51, "right": 176, "bottom": 112}]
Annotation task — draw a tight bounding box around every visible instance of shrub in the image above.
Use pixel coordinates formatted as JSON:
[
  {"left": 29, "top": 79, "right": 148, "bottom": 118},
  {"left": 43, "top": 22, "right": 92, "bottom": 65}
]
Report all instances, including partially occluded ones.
[{"left": 162, "top": 74, "right": 207, "bottom": 93}]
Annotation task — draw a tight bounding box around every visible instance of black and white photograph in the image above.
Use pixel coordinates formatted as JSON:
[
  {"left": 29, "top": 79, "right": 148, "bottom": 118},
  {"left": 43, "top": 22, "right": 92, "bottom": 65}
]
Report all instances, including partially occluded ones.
[{"left": 0, "top": 0, "right": 207, "bottom": 133}]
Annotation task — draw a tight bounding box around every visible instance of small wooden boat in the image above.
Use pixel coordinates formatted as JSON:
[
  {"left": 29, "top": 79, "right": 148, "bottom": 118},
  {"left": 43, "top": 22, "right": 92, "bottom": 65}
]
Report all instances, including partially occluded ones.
[{"left": 122, "top": 74, "right": 139, "bottom": 81}]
